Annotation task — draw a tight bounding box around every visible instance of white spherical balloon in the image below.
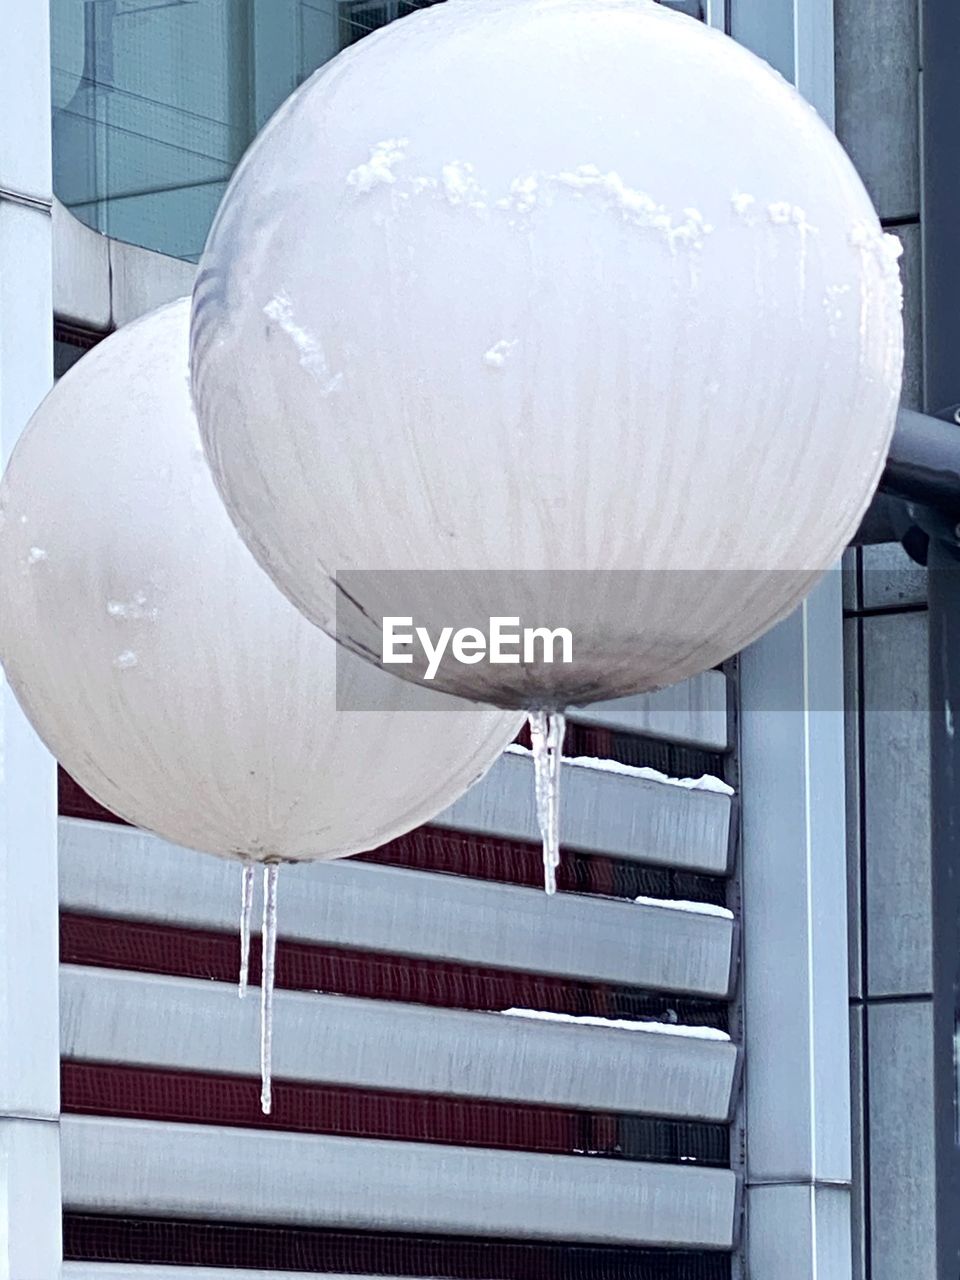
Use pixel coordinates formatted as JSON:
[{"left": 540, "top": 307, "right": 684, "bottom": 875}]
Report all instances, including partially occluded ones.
[
  {"left": 191, "top": 0, "right": 902, "bottom": 709},
  {"left": 0, "top": 299, "right": 522, "bottom": 861}
]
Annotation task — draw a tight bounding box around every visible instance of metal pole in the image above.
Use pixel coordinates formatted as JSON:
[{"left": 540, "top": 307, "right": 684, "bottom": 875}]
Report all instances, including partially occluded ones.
[{"left": 880, "top": 409, "right": 960, "bottom": 518}]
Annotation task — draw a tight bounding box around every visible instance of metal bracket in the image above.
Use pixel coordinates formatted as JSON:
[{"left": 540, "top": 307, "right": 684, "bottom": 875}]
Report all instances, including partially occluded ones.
[{"left": 854, "top": 406, "right": 960, "bottom": 559}]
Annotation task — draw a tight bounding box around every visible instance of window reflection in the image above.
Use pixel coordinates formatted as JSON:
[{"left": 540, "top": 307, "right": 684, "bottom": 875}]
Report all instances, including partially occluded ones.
[{"left": 51, "top": 0, "right": 443, "bottom": 261}]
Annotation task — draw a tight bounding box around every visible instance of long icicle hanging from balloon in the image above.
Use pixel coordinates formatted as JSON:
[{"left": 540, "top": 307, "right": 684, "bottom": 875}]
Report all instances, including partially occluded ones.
[
  {"left": 238, "top": 861, "right": 281, "bottom": 1114},
  {"left": 238, "top": 862, "right": 255, "bottom": 998},
  {"left": 260, "top": 863, "right": 279, "bottom": 1115},
  {"left": 0, "top": 297, "right": 523, "bottom": 1117},
  {"left": 528, "top": 710, "right": 565, "bottom": 895}
]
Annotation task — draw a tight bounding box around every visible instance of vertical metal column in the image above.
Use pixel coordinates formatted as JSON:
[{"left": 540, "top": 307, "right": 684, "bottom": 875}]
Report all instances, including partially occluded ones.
[
  {"left": 739, "top": 574, "right": 853, "bottom": 1280},
  {"left": 730, "top": 1, "right": 851, "bottom": 1275},
  {"left": 920, "top": 0, "right": 960, "bottom": 421},
  {"left": 0, "top": 0, "right": 60, "bottom": 1276},
  {"left": 921, "top": 2, "right": 960, "bottom": 1275},
  {"left": 927, "top": 538, "right": 960, "bottom": 1280}
]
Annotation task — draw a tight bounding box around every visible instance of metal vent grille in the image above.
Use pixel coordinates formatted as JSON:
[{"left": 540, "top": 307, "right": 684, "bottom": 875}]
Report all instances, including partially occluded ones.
[
  {"left": 60, "top": 912, "right": 730, "bottom": 1028},
  {"left": 63, "top": 1216, "right": 731, "bottom": 1277},
  {"left": 61, "top": 1061, "right": 729, "bottom": 1166}
]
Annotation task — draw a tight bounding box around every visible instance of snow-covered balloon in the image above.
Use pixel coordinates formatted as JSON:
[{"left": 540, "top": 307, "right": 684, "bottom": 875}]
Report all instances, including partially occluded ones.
[
  {"left": 189, "top": 0, "right": 903, "bottom": 872},
  {"left": 0, "top": 298, "right": 522, "bottom": 1111}
]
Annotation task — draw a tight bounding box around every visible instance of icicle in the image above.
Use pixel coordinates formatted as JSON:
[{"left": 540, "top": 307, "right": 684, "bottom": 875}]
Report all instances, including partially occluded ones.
[
  {"left": 527, "top": 709, "right": 566, "bottom": 894},
  {"left": 238, "top": 862, "right": 255, "bottom": 999},
  {"left": 545, "top": 711, "right": 564, "bottom": 883},
  {"left": 260, "top": 862, "right": 279, "bottom": 1115}
]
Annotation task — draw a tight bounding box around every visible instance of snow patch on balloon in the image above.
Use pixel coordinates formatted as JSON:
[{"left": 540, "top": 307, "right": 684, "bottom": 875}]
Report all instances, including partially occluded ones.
[
  {"left": 730, "top": 192, "right": 818, "bottom": 236},
  {"left": 439, "top": 161, "right": 487, "bottom": 210},
  {"left": 730, "top": 191, "right": 755, "bottom": 218},
  {"left": 766, "top": 202, "right": 816, "bottom": 232},
  {"left": 483, "top": 339, "right": 518, "bottom": 369},
  {"left": 346, "top": 137, "right": 409, "bottom": 192},
  {"left": 849, "top": 224, "right": 904, "bottom": 385},
  {"left": 501, "top": 174, "right": 539, "bottom": 215},
  {"left": 263, "top": 292, "right": 343, "bottom": 394},
  {"left": 730, "top": 195, "right": 820, "bottom": 291},
  {"left": 107, "top": 591, "right": 157, "bottom": 621},
  {"left": 849, "top": 222, "right": 904, "bottom": 278},
  {"left": 550, "top": 165, "right": 713, "bottom": 251},
  {"left": 823, "top": 283, "right": 853, "bottom": 338}
]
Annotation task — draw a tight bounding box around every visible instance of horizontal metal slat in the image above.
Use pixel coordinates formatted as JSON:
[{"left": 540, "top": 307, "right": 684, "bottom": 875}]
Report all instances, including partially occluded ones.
[
  {"left": 568, "top": 671, "right": 730, "bottom": 751},
  {"left": 64, "top": 1270, "right": 369, "bottom": 1280},
  {"left": 60, "top": 1117, "right": 738, "bottom": 1248},
  {"left": 439, "top": 750, "right": 733, "bottom": 871},
  {"left": 61, "top": 968, "right": 737, "bottom": 1120},
  {"left": 59, "top": 820, "right": 736, "bottom": 996}
]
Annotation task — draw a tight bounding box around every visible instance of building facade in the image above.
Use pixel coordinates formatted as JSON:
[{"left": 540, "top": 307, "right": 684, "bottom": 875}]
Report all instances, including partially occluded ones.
[{"left": 0, "top": 1, "right": 934, "bottom": 1278}]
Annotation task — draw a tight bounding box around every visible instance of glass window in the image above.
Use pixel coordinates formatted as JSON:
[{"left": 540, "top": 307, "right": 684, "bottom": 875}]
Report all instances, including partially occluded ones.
[{"left": 50, "top": 0, "right": 444, "bottom": 262}]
